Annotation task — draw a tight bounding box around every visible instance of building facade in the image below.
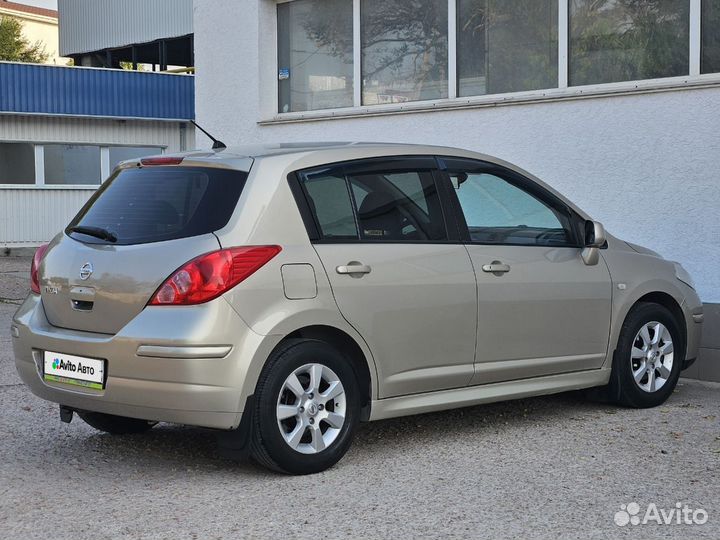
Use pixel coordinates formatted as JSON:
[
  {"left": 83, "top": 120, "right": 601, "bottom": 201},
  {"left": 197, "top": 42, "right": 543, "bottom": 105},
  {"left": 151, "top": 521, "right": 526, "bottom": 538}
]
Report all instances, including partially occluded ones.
[
  {"left": 0, "top": 0, "right": 67, "bottom": 64},
  {"left": 58, "top": 0, "right": 193, "bottom": 69},
  {"left": 194, "top": 0, "right": 720, "bottom": 379},
  {"left": 0, "top": 62, "right": 194, "bottom": 246},
  {"left": 0, "top": 0, "right": 196, "bottom": 248}
]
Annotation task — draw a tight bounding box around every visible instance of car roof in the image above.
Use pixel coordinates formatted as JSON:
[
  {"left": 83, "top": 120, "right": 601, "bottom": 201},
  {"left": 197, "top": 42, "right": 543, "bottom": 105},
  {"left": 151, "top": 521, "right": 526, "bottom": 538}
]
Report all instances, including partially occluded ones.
[
  {"left": 167, "top": 141, "right": 505, "bottom": 174},
  {"left": 117, "top": 142, "right": 489, "bottom": 173},
  {"left": 177, "top": 141, "right": 488, "bottom": 161}
]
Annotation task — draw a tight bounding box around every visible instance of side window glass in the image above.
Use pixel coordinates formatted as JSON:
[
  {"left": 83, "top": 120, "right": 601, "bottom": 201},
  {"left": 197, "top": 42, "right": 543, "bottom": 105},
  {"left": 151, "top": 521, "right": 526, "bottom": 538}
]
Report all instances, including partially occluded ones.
[
  {"left": 347, "top": 170, "right": 447, "bottom": 241},
  {"left": 385, "top": 172, "right": 430, "bottom": 213},
  {"left": 449, "top": 170, "right": 572, "bottom": 246},
  {"left": 299, "top": 162, "right": 449, "bottom": 243},
  {"left": 302, "top": 171, "right": 358, "bottom": 239},
  {"left": 350, "top": 182, "right": 369, "bottom": 209}
]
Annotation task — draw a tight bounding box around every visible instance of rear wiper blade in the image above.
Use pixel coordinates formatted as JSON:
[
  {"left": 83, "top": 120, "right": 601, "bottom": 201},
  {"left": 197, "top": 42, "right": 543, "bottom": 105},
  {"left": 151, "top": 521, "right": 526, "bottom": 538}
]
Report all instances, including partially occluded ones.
[{"left": 69, "top": 225, "right": 118, "bottom": 243}]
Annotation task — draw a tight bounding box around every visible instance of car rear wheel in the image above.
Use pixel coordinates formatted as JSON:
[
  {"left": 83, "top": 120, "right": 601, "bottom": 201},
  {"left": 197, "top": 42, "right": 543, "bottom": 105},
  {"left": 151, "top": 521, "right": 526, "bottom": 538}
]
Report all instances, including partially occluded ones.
[
  {"left": 250, "top": 339, "right": 360, "bottom": 474},
  {"left": 77, "top": 411, "right": 156, "bottom": 435},
  {"left": 610, "top": 302, "right": 684, "bottom": 408}
]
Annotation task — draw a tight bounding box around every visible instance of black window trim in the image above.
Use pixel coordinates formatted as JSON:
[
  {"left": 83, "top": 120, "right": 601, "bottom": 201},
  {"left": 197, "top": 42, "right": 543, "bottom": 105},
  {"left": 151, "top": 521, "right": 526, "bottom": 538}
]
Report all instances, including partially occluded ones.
[
  {"left": 287, "top": 170, "right": 322, "bottom": 241},
  {"left": 287, "top": 155, "right": 462, "bottom": 245},
  {"left": 435, "top": 156, "right": 585, "bottom": 249}
]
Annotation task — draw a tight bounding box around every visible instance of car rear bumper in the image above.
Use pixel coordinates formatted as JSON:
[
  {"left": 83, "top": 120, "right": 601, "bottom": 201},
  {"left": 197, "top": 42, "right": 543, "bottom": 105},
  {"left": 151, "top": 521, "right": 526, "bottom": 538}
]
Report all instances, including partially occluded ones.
[{"left": 11, "top": 294, "right": 280, "bottom": 430}]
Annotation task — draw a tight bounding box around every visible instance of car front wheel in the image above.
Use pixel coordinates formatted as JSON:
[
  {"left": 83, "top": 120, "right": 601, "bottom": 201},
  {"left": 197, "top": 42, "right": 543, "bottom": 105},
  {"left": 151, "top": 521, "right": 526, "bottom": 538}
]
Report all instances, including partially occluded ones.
[{"left": 611, "top": 302, "right": 684, "bottom": 408}]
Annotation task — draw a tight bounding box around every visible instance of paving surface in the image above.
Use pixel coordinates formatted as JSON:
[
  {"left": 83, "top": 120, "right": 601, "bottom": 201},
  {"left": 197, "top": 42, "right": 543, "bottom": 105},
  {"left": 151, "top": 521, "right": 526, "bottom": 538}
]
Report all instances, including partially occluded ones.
[{"left": 1, "top": 257, "right": 719, "bottom": 539}]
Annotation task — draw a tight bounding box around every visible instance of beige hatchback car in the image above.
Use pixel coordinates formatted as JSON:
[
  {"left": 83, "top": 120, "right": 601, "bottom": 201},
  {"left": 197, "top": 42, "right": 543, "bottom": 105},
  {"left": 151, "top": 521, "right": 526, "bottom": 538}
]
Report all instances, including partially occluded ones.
[{"left": 12, "top": 143, "right": 703, "bottom": 474}]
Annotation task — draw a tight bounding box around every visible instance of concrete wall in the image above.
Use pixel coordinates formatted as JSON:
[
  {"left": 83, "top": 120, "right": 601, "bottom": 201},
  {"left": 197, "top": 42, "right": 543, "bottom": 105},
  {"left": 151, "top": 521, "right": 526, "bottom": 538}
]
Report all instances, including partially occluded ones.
[{"left": 194, "top": 0, "right": 718, "bottom": 379}]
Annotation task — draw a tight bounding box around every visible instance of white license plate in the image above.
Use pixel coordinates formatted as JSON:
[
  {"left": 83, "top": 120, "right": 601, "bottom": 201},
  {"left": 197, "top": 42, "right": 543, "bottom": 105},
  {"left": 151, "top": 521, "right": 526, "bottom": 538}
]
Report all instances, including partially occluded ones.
[{"left": 43, "top": 351, "right": 105, "bottom": 390}]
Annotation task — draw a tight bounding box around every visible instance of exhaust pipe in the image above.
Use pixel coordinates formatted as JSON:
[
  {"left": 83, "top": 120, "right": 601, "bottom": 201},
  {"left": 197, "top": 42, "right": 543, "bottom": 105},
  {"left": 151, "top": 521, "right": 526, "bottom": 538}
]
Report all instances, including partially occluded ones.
[{"left": 59, "top": 405, "right": 74, "bottom": 423}]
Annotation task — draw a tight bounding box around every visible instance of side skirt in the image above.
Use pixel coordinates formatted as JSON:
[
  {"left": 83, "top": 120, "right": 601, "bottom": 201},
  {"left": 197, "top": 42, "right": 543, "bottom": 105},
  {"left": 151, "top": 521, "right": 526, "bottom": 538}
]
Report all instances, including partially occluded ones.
[{"left": 369, "top": 368, "right": 612, "bottom": 421}]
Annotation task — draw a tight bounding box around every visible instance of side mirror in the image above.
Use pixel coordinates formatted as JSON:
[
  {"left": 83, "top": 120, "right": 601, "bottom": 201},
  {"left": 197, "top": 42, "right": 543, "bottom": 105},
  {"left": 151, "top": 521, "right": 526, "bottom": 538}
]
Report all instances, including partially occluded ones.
[
  {"left": 584, "top": 220, "right": 606, "bottom": 248},
  {"left": 449, "top": 172, "right": 468, "bottom": 189},
  {"left": 581, "top": 221, "right": 606, "bottom": 266}
]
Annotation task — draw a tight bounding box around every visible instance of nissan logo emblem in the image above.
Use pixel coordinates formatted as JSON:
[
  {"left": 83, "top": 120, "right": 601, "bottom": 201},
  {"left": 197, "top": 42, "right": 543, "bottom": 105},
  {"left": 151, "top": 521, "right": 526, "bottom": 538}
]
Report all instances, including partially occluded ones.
[{"left": 79, "top": 262, "right": 93, "bottom": 280}]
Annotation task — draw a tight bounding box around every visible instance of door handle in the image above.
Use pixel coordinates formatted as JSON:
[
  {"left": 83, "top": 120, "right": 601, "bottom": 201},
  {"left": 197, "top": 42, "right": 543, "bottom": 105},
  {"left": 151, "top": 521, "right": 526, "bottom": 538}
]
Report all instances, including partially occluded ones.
[
  {"left": 482, "top": 261, "right": 511, "bottom": 275},
  {"left": 336, "top": 262, "right": 372, "bottom": 275}
]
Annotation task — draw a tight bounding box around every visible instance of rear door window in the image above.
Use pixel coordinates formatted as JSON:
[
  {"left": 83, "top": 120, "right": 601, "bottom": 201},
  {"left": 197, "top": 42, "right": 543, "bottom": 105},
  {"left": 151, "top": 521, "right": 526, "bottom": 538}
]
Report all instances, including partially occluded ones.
[
  {"left": 302, "top": 170, "right": 359, "bottom": 240},
  {"left": 298, "top": 159, "right": 448, "bottom": 242},
  {"left": 347, "top": 170, "right": 447, "bottom": 241},
  {"left": 67, "top": 166, "right": 247, "bottom": 245}
]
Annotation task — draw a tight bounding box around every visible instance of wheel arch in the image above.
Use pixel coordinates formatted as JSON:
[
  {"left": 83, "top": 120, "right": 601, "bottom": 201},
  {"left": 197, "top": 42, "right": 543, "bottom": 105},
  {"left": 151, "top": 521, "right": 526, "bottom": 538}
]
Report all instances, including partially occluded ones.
[
  {"left": 278, "top": 325, "right": 375, "bottom": 420},
  {"left": 631, "top": 291, "right": 687, "bottom": 359},
  {"left": 600, "top": 291, "right": 688, "bottom": 407}
]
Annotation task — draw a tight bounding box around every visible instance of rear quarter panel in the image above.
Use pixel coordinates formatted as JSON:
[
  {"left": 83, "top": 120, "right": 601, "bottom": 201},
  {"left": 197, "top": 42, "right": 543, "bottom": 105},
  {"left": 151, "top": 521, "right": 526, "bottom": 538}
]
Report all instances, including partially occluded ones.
[{"left": 213, "top": 155, "right": 380, "bottom": 400}]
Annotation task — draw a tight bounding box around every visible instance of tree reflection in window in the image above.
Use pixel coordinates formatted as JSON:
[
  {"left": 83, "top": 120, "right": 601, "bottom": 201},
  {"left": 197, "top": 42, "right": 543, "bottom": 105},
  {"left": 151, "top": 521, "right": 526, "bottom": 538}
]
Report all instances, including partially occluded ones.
[
  {"left": 361, "top": 0, "right": 449, "bottom": 104},
  {"left": 570, "top": 0, "right": 689, "bottom": 86},
  {"left": 458, "top": 0, "right": 558, "bottom": 96}
]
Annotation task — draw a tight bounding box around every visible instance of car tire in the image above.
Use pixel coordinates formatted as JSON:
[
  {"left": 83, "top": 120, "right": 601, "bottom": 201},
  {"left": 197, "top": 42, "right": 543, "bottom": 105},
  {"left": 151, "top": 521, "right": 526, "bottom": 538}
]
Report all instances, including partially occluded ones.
[
  {"left": 77, "top": 411, "right": 156, "bottom": 435},
  {"left": 609, "top": 302, "right": 684, "bottom": 408},
  {"left": 250, "top": 339, "right": 360, "bottom": 475}
]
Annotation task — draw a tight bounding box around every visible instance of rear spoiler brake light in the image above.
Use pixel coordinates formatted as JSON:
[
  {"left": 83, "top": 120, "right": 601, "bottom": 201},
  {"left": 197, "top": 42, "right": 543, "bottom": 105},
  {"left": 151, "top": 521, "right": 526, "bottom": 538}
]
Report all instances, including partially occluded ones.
[{"left": 140, "top": 157, "right": 184, "bottom": 166}]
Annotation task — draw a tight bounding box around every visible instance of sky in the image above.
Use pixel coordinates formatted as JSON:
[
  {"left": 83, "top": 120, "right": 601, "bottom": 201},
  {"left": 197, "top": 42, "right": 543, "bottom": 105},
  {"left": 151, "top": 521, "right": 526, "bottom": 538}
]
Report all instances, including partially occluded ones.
[{"left": 17, "top": 0, "right": 58, "bottom": 9}]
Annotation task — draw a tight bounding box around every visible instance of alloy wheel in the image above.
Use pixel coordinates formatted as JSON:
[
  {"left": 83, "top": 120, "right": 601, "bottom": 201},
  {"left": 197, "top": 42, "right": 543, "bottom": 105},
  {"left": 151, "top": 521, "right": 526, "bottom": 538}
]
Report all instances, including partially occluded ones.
[
  {"left": 276, "top": 363, "right": 347, "bottom": 454},
  {"left": 630, "top": 321, "right": 674, "bottom": 393}
]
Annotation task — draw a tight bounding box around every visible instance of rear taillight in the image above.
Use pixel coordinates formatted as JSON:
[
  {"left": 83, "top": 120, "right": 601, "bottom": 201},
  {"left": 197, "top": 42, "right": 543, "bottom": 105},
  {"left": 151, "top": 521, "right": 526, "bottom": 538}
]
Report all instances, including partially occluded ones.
[
  {"left": 149, "top": 246, "right": 282, "bottom": 306},
  {"left": 30, "top": 243, "right": 49, "bottom": 294}
]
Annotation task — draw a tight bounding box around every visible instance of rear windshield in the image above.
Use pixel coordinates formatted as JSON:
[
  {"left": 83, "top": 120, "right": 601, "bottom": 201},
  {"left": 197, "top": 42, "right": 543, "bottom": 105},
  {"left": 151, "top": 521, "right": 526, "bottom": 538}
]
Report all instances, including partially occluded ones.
[{"left": 66, "top": 166, "right": 247, "bottom": 245}]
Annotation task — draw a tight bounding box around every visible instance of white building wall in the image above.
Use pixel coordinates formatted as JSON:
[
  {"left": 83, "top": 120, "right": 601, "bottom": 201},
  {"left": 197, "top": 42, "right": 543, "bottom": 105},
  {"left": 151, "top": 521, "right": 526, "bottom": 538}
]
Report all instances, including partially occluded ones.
[
  {"left": 194, "top": 0, "right": 720, "bottom": 304},
  {"left": 0, "top": 115, "right": 192, "bottom": 246}
]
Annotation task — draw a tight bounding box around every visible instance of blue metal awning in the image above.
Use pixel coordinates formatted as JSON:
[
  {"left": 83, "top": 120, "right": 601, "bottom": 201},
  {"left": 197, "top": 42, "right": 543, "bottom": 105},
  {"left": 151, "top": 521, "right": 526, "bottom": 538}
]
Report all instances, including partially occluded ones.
[{"left": 0, "top": 62, "right": 194, "bottom": 121}]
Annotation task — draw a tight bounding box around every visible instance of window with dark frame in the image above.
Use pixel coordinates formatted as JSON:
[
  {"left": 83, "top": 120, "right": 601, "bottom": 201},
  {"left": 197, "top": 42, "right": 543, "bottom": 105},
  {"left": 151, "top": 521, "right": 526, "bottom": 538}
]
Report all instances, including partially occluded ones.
[{"left": 299, "top": 164, "right": 448, "bottom": 242}]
